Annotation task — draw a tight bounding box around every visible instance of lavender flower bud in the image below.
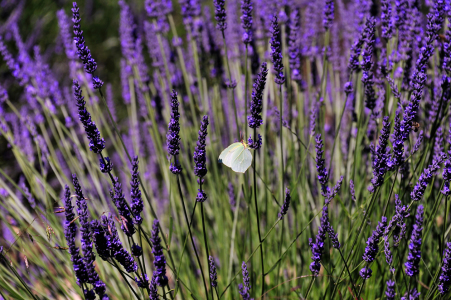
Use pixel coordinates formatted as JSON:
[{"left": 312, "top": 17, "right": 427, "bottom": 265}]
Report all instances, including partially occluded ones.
[
  {"left": 248, "top": 134, "right": 262, "bottom": 150},
  {"left": 99, "top": 157, "right": 113, "bottom": 173},
  {"left": 73, "top": 80, "right": 105, "bottom": 154},
  {"left": 209, "top": 256, "right": 218, "bottom": 287},
  {"left": 151, "top": 219, "right": 168, "bottom": 286},
  {"left": 240, "top": 0, "right": 253, "bottom": 44},
  {"left": 278, "top": 188, "right": 291, "bottom": 219},
  {"left": 149, "top": 274, "right": 159, "bottom": 299},
  {"left": 63, "top": 185, "right": 88, "bottom": 285},
  {"left": 386, "top": 280, "right": 396, "bottom": 299},
  {"left": 411, "top": 156, "right": 444, "bottom": 201},
  {"left": 438, "top": 242, "right": 451, "bottom": 294},
  {"left": 72, "top": 2, "right": 98, "bottom": 74},
  {"left": 248, "top": 62, "right": 268, "bottom": 129},
  {"left": 112, "top": 178, "right": 135, "bottom": 236},
  {"left": 213, "top": 0, "right": 227, "bottom": 31},
  {"left": 369, "top": 116, "right": 391, "bottom": 193},
  {"left": 194, "top": 115, "right": 209, "bottom": 178},
  {"left": 315, "top": 134, "right": 330, "bottom": 197},
  {"left": 130, "top": 156, "right": 143, "bottom": 225},
  {"left": 405, "top": 205, "right": 424, "bottom": 277},
  {"left": 269, "top": 16, "right": 285, "bottom": 85},
  {"left": 360, "top": 216, "right": 388, "bottom": 279},
  {"left": 323, "top": 0, "right": 334, "bottom": 30},
  {"left": 381, "top": 0, "right": 393, "bottom": 40}
]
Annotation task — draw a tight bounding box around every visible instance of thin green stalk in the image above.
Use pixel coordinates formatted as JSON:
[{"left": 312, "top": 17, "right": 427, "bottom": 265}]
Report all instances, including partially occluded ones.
[
  {"left": 175, "top": 174, "right": 209, "bottom": 299},
  {"left": 338, "top": 249, "right": 359, "bottom": 298},
  {"left": 221, "top": 30, "right": 240, "bottom": 137},
  {"left": 111, "top": 259, "right": 141, "bottom": 299},
  {"left": 201, "top": 201, "right": 214, "bottom": 300},
  {"left": 383, "top": 168, "right": 399, "bottom": 216},
  {"left": 330, "top": 187, "right": 380, "bottom": 299},
  {"left": 443, "top": 196, "right": 449, "bottom": 259},
  {"left": 244, "top": 44, "right": 249, "bottom": 139},
  {"left": 305, "top": 276, "right": 315, "bottom": 299},
  {"left": 252, "top": 127, "right": 265, "bottom": 297}
]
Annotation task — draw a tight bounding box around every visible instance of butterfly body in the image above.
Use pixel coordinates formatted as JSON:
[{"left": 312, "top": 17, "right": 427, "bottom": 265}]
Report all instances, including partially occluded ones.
[{"left": 218, "top": 141, "right": 252, "bottom": 173}]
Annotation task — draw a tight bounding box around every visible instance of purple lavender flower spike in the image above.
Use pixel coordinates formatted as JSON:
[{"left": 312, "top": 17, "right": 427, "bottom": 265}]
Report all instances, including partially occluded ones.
[
  {"left": 130, "top": 156, "right": 143, "bottom": 225},
  {"left": 151, "top": 219, "right": 168, "bottom": 287},
  {"left": 350, "top": 180, "right": 356, "bottom": 202},
  {"left": 369, "top": 116, "right": 391, "bottom": 193},
  {"left": 209, "top": 256, "right": 218, "bottom": 287},
  {"left": 433, "top": 127, "right": 445, "bottom": 162},
  {"left": 72, "top": 2, "right": 97, "bottom": 74},
  {"left": 405, "top": 205, "right": 424, "bottom": 277},
  {"left": 384, "top": 236, "right": 394, "bottom": 272},
  {"left": 323, "top": 0, "right": 334, "bottom": 30},
  {"left": 131, "top": 244, "right": 143, "bottom": 257},
  {"left": 99, "top": 157, "right": 113, "bottom": 173},
  {"left": 248, "top": 62, "right": 268, "bottom": 129},
  {"left": 315, "top": 134, "right": 330, "bottom": 197},
  {"left": 238, "top": 261, "right": 251, "bottom": 299},
  {"left": 213, "top": 0, "right": 227, "bottom": 31},
  {"left": 119, "top": 0, "right": 135, "bottom": 64},
  {"left": 101, "top": 214, "right": 137, "bottom": 273},
  {"left": 149, "top": 274, "right": 160, "bottom": 299},
  {"left": 248, "top": 134, "right": 262, "bottom": 150},
  {"left": 411, "top": 156, "right": 444, "bottom": 201},
  {"left": 442, "top": 159, "right": 451, "bottom": 196},
  {"left": 288, "top": 9, "right": 301, "bottom": 84},
  {"left": 269, "top": 16, "right": 285, "bottom": 85},
  {"left": 438, "top": 242, "right": 451, "bottom": 294},
  {"left": 194, "top": 115, "right": 209, "bottom": 178},
  {"left": 361, "top": 17, "right": 376, "bottom": 111},
  {"left": 167, "top": 90, "right": 182, "bottom": 174},
  {"left": 112, "top": 178, "right": 135, "bottom": 236},
  {"left": 388, "top": 112, "right": 403, "bottom": 170},
  {"left": 278, "top": 188, "right": 291, "bottom": 219},
  {"left": 385, "top": 280, "right": 396, "bottom": 299},
  {"left": 240, "top": 0, "right": 253, "bottom": 44},
  {"left": 63, "top": 185, "right": 88, "bottom": 285},
  {"left": 73, "top": 80, "right": 105, "bottom": 154},
  {"left": 360, "top": 216, "right": 388, "bottom": 279},
  {"left": 411, "top": 130, "right": 423, "bottom": 155},
  {"left": 381, "top": 0, "right": 393, "bottom": 40},
  {"left": 135, "top": 273, "right": 149, "bottom": 288},
  {"left": 401, "top": 288, "right": 420, "bottom": 300},
  {"left": 309, "top": 207, "right": 327, "bottom": 274},
  {"left": 72, "top": 175, "right": 108, "bottom": 298},
  {"left": 91, "top": 219, "right": 110, "bottom": 261}
]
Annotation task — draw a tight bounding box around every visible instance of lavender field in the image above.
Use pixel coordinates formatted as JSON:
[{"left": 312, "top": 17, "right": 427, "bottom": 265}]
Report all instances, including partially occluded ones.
[{"left": 1, "top": 0, "right": 451, "bottom": 299}]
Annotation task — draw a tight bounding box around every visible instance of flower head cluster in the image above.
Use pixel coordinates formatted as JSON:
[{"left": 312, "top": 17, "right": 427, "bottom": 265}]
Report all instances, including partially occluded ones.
[
  {"left": 288, "top": 10, "right": 302, "bottom": 84},
  {"left": 209, "top": 256, "right": 218, "bottom": 287},
  {"left": 91, "top": 219, "right": 110, "bottom": 261},
  {"left": 269, "top": 16, "right": 285, "bottom": 85},
  {"left": 167, "top": 90, "right": 182, "bottom": 174},
  {"left": 73, "top": 80, "right": 105, "bottom": 154},
  {"left": 369, "top": 116, "right": 391, "bottom": 192},
  {"left": 240, "top": 0, "right": 253, "bottom": 44},
  {"left": 135, "top": 273, "right": 149, "bottom": 289},
  {"left": 309, "top": 206, "right": 327, "bottom": 274},
  {"left": 442, "top": 160, "right": 451, "bottom": 196},
  {"left": 101, "top": 214, "right": 137, "bottom": 273},
  {"left": 381, "top": 0, "right": 393, "bottom": 40},
  {"left": 348, "top": 28, "right": 365, "bottom": 73},
  {"left": 130, "top": 156, "right": 143, "bottom": 225},
  {"left": 213, "top": 0, "right": 227, "bottom": 31},
  {"left": 360, "top": 216, "right": 388, "bottom": 279},
  {"left": 384, "top": 236, "right": 394, "bottom": 272},
  {"left": 278, "top": 188, "right": 291, "bottom": 219},
  {"left": 238, "top": 262, "right": 251, "bottom": 299},
  {"left": 386, "top": 280, "right": 396, "bottom": 300},
  {"left": 405, "top": 205, "right": 424, "bottom": 277},
  {"left": 72, "top": 174, "right": 108, "bottom": 298},
  {"left": 361, "top": 17, "right": 376, "bottom": 111},
  {"left": 411, "top": 156, "right": 444, "bottom": 201},
  {"left": 149, "top": 274, "right": 159, "bottom": 299},
  {"left": 322, "top": 0, "right": 334, "bottom": 30},
  {"left": 248, "top": 134, "right": 262, "bottom": 150},
  {"left": 438, "top": 242, "right": 451, "bottom": 294},
  {"left": 151, "top": 219, "right": 168, "bottom": 287},
  {"left": 385, "top": 195, "right": 410, "bottom": 246},
  {"left": 400, "top": 288, "right": 420, "bottom": 300},
  {"left": 99, "top": 157, "right": 113, "bottom": 173},
  {"left": 111, "top": 178, "right": 135, "bottom": 236},
  {"left": 63, "top": 185, "right": 88, "bottom": 285},
  {"left": 315, "top": 134, "right": 329, "bottom": 197},
  {"left": 72, "top": 2, "right": 97, "bottom": 74},
  {"left": 194, "top": 115, "right": 209, "bottom": 178},
  {"left": 248, "top": 62, "right": 268, "bottom": 129}
]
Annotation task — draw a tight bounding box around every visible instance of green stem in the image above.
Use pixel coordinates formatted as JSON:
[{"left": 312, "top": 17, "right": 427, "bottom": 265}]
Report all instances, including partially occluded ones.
[
  {"left": 221, "top": 30, "right": 240, "bottom": 137},
  {"left": 253, "top": 128, "right": 265, "bottom": 298},
  {"left": 201, "top": 200, "right": 214, "bottom": 300},
  {"left": 176, "top": 174, "right": 209, "bottom": 299}
]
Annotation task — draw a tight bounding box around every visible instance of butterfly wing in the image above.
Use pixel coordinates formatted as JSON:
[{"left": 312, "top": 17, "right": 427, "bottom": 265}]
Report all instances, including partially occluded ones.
[
  {"left": 231, "top": 148, "right": 252, "bottom": 173},
  {"left": 219, "top": 143, "right": 244, "bottom": 168}
]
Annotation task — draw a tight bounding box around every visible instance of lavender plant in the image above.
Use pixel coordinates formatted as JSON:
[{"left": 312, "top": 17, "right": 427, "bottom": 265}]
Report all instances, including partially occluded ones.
[{"left": 1, "top": 1, "right": 451, "bottom": 299}]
